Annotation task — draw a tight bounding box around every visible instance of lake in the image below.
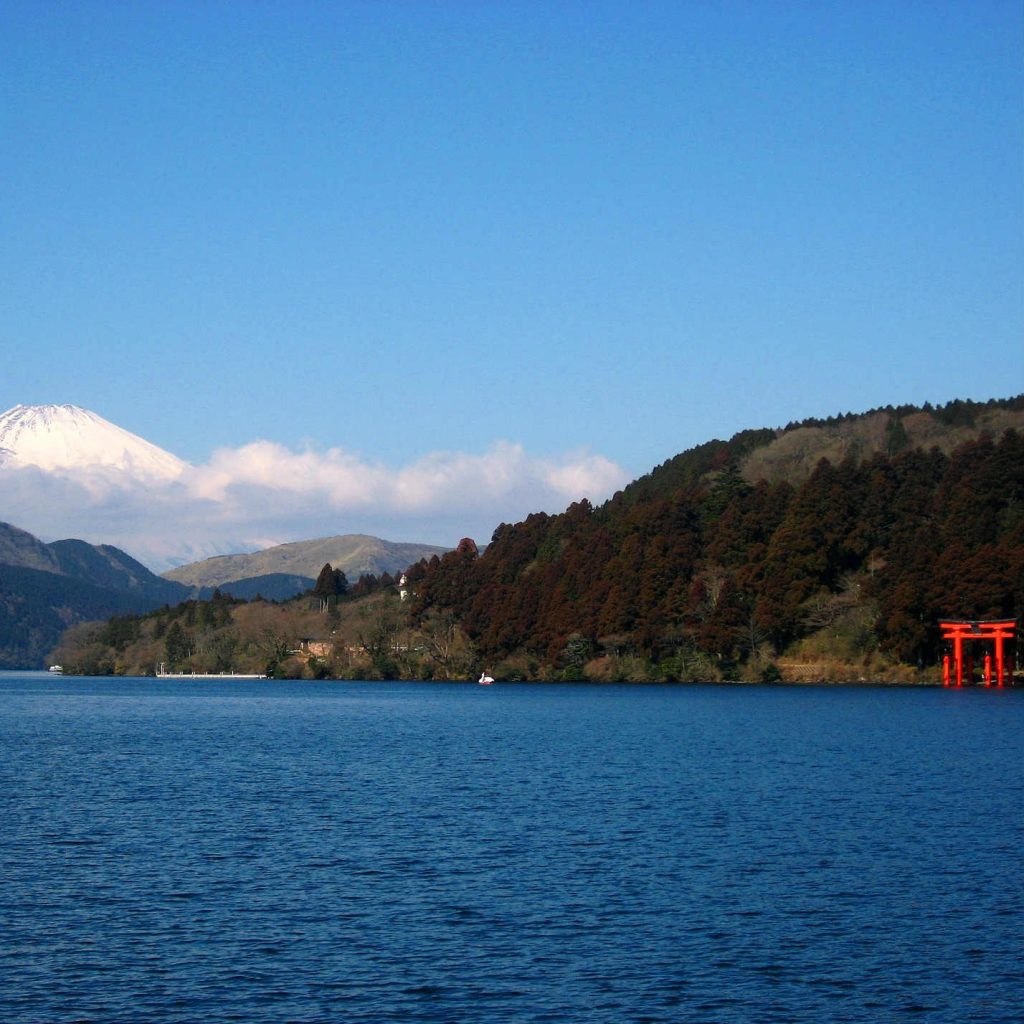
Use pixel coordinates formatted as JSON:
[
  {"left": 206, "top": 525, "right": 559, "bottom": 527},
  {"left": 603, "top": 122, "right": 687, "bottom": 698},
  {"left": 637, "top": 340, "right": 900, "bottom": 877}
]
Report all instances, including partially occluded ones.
[{"left": 1, "top": 674, "right": 1021, "bottom": 1023}]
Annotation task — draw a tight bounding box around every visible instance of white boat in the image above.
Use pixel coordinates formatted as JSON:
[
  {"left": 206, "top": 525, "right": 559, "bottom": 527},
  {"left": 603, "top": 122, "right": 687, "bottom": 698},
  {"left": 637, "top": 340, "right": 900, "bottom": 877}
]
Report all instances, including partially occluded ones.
[{"left": 48, "top": 665, "right": 63, "bottom": 674}]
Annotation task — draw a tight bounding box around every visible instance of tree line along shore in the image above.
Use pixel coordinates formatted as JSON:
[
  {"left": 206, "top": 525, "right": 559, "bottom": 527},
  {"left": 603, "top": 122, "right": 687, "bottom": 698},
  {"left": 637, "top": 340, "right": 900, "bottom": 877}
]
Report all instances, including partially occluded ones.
[{"left": 50, "top": 403, "right": 1024, "bottom": 685}]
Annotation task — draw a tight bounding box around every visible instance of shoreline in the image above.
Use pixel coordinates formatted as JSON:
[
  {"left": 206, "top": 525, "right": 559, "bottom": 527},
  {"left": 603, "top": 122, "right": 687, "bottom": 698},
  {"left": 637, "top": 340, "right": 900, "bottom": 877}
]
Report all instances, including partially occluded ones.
[{"left": 5, "top": 670, "right": 1019, "bottom": 689}]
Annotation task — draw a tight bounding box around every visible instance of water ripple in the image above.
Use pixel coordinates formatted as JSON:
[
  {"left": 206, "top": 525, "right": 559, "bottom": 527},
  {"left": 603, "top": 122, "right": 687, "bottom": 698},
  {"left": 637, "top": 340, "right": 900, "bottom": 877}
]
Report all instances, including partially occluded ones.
[{"left": 1, "top": 677, "right": 1022, "bottom": 1022}]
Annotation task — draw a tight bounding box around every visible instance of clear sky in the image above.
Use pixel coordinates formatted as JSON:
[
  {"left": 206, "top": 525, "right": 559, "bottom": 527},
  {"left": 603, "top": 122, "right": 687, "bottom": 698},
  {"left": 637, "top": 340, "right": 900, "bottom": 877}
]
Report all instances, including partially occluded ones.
[{"left": 1, "top": 1, "right": 1021, "bottom": 558}]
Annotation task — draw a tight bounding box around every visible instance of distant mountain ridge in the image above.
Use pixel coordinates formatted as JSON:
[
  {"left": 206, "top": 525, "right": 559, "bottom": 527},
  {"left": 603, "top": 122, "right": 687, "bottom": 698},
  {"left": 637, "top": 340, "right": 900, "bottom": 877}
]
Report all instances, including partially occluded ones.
[
  {"left": 0, "top": 520, "right": 451, "bottom": 667},
  {"left": 0, "top": 520, "right": 62, "bottom": 574},
  {"left": 0, "top": 521, "right": 190, "bottom": 668},
  {"left": 0, "top": 522, "right": 185, "bottom": 603},
  {"left": 164, "top": 534, "right": 451, "bottom": 590}
]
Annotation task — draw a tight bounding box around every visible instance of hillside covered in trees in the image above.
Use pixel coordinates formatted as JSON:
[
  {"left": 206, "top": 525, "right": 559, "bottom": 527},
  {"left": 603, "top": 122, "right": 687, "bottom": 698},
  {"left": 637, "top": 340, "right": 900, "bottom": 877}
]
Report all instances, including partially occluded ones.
[
  {"left": 51, "top": 397, "right": 1024, "bottom": 683},
  {"left": 403, "top": 397, "right": 1024, "bottom": 682}
]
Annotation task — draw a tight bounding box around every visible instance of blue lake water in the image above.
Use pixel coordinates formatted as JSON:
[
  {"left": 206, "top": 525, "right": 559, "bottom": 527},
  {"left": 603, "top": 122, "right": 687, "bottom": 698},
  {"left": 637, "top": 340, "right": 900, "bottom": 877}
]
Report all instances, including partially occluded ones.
[{"left": 1, "top": 674, "right": 1022, "bottom": 1023}]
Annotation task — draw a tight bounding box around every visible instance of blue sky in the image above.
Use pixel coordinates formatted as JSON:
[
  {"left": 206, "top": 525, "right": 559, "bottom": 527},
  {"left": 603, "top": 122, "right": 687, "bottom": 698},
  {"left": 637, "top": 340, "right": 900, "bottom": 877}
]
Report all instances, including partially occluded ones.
[{"left": 1, "top": 1, "right": 1021, "bottom": 556}]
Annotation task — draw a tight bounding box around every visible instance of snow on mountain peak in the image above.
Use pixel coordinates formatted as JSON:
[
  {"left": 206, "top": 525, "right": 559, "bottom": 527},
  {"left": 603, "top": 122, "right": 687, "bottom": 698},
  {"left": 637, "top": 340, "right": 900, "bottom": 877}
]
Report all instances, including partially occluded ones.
[{"left": 0, "top": 404, "right": 188, "bottom": 480}]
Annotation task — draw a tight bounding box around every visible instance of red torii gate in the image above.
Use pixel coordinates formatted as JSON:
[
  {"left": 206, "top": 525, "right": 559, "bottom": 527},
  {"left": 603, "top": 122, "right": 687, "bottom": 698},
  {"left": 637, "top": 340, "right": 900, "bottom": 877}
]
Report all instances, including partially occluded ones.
[{"left": 940, "top": 619, "right": 1016, "bottom": 688}]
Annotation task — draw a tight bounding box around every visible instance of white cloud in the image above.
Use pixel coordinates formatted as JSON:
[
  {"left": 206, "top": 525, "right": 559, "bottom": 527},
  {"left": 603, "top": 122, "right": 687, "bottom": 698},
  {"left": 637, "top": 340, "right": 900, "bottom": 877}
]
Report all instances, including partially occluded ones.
[{"left": 0, "top": 439, "right": 629, "bottom": 570}]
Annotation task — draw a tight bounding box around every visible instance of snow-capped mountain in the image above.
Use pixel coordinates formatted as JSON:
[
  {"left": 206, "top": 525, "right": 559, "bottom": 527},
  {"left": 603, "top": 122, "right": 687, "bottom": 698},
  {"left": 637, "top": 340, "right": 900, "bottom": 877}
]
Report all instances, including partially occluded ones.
[{"left": 0, "top": 404, "right": 187, "bottom": 480}]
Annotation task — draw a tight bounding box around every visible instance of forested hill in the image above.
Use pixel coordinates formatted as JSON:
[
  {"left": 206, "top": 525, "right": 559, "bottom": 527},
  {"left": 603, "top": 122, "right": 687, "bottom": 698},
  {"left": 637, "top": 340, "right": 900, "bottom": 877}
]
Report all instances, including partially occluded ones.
[
  {"left": 625, "top": 396, "right": 1024, "bottom": 503},
  {"left": 405, "top": 397, "right": 1024, "bottom": 681}
]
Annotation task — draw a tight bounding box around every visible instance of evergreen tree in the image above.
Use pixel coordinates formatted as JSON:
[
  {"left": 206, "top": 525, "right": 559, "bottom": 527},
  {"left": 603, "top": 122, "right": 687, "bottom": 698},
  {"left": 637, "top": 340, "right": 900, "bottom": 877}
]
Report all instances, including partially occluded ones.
[
  {"left": 164, "top": 621, "right": 191, "bottom": 669},
  {"left": 313, "top": 563, "right": 339, "bottom": 612},
  {"left": 884, "top": 416, "right": 910, "bottom": 455}
]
